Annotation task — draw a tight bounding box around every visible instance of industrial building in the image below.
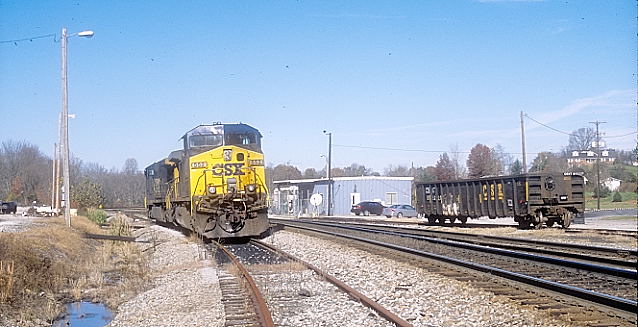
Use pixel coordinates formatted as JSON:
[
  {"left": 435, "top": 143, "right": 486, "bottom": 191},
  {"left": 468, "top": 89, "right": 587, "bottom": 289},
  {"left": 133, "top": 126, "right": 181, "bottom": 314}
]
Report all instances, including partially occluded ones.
[{"left": 271, "top": 176, "right": 414, "bottom": 216}]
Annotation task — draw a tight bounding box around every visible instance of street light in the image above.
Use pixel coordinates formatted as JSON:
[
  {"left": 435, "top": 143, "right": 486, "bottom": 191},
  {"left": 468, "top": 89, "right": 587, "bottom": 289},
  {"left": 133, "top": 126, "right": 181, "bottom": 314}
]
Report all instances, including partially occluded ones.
[
  {"left": 61, "top": 27, "right": 94, "bottom": 227},
  {"left": 322, "top": 130, "right": 332, "bottom": 216}
]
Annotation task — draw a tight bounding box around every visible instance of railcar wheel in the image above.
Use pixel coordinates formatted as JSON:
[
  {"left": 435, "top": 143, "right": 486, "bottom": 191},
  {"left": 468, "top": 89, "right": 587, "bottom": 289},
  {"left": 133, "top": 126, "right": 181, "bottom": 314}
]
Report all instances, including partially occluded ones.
[
  {"left": 438, "top": 217, "right": 446, "bottom": 224},
  {"left": 546, "top": 220, "right": 555, "bottom": 227},
  {"left": 561, "top": 212, "right": 573, "bottom": 229},
  {"left": 459, "top": 216, "right": 468, "bottom": 224},
  {"left": 427, "top": 216, "right": 436, "bottom": 224},
  {"left": 449, "top": 216, "right": 457, "bottom": 224}
]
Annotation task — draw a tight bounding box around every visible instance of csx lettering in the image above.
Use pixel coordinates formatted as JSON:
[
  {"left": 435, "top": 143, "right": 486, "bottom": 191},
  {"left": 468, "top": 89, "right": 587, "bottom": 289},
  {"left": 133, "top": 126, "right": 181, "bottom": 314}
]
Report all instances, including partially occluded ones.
[{"left": 211, "top": 163, "right": 245, "bottom": 176}]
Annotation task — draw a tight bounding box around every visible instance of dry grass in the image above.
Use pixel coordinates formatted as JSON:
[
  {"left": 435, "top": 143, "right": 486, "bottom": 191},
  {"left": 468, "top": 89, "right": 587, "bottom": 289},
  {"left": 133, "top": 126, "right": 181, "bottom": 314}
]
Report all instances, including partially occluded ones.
[{"left": 0, "top": 215, "right": 151, "bottom": 325}]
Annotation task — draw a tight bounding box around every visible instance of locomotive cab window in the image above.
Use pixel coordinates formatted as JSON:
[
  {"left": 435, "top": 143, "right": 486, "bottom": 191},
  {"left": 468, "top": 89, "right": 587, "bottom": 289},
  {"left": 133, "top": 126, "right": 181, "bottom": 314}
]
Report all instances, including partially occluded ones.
[
  {"left": 189, "top": 134, "right": 223, "bottom": 148},
  {"left": 225, "top": 133, "right": 259, "bottom": 146}
]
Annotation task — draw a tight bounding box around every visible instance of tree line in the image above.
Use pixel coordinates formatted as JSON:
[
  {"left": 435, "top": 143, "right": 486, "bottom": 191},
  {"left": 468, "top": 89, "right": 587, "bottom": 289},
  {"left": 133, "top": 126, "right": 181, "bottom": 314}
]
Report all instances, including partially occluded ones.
[{"left": 0, "top": 141, "right": 144, "bottom": 209}]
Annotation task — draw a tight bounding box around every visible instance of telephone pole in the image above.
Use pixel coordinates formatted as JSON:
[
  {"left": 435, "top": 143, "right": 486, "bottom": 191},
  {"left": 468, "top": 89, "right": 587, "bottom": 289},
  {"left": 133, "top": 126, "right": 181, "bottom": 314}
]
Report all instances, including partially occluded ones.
[
  {"left": 589, "top": 121, "right": 606, "bottom": 210},
  {"left": 323, "top": 130, "right": 332, "bottom": 216},
  {"left": 520, "top": 111, "right": 527, "bottom": 173}
]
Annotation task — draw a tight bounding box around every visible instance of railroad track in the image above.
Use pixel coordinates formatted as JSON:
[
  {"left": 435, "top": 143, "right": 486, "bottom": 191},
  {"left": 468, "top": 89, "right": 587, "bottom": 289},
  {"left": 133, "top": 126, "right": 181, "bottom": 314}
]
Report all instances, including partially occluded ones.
[
  {"left": 272, "top": 219, "right": 637, "bottom": 326},
  {"left": 293, "top": 216, "right": 638, "bottom": 238},
  {"left": 216, "top": 241, "right": 414, "bottom": 326},
  {"left": 313, "top": 221, "right": 637, "bottom": 269},
  {"left": 210, "top": 242, "right": 275, "bottom": 327}
]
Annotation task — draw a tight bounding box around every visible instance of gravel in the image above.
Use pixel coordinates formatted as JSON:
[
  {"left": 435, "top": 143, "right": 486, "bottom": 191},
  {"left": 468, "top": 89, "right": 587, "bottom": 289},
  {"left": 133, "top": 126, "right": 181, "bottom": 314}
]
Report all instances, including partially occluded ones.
[
  {"left": 252, "top": 268, "right": 394, "bottom": 327},
  {"left": 106, "top": 225, "right": 224, "bottom": 327},
  {"left": 263, "top": 230, "right": 570, "bottom": 327}
]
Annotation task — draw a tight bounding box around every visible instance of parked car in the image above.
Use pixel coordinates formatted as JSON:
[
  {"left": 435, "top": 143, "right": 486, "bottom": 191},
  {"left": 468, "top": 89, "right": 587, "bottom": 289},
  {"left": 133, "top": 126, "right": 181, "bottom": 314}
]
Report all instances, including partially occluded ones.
[
  {"left": 351, "top": 201, "right": 385, "bottom": 216},
  {"left": 383, "top": 204, "right": 418, "bottom": 218},
  {"left": 0, "top": 201, "right": 17, "bottom": 214}
]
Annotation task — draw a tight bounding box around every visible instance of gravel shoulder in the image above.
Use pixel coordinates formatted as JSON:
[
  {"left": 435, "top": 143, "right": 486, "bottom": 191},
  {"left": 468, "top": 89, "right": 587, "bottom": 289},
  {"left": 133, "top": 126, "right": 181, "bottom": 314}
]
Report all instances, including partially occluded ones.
[{"left": 106, "top": 225, "right": 224, "bottom": 327}]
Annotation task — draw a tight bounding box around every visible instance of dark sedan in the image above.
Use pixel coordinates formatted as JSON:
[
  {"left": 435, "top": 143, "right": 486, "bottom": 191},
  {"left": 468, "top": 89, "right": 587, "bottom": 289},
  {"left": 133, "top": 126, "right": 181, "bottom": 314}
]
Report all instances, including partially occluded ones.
[{"left": 351, "top": 201, "right": 385, "bottom": 216}]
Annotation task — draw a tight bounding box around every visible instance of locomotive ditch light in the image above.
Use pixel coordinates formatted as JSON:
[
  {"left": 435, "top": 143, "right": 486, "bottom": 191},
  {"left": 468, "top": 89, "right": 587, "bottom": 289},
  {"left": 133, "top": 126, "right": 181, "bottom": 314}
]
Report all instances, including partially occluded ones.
[
  {"left": 560, "top": 195, "right": 568, "bottom": 201},
  {"left": 207, "top": 186, "right": 217, "bottom": 194},
  {"left": 246, "top": 184, "right": 256, "bottom": 193}
]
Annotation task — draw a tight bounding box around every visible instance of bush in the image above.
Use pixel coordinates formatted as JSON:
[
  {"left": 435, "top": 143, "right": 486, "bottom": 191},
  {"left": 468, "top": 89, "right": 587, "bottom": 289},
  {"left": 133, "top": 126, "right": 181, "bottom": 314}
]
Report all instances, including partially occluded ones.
[
  {"left": 612, "top": 192, "right": 623, "bottom": 202},
  {"left": 593, "top": 186, "right": 611, "bottom": 198},
  {"left": 86, "top": 208, "right": 107, "bottom": 224}
]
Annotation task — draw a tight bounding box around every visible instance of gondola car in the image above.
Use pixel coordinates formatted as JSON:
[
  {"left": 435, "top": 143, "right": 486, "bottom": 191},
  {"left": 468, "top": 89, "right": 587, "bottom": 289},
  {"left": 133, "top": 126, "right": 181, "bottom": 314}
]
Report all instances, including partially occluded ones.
[
  {"left": 144, "top": 123, "right": 269, "bottom": 238},
  {"left": 415, "top": 173, "right": 585, "bottom": 228}
]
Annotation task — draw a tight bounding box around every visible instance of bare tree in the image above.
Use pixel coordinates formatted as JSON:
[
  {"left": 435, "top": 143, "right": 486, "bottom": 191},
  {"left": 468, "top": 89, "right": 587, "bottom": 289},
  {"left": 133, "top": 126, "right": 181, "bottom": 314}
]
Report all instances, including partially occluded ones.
[
  {"left": 384, "top": 165, "right": 411, "bottom": 177},
  {"left": 567, "top": 127, "right": 596, "bottom": 151},
  {"left": 449, "top": 144, "right": 466, "bottom": 178},
  {"left": 434, "top": 153, "right": 456, "bottom": 181},
  {"left": 529, "top": 152, "right": 566, "bottom": 172}
]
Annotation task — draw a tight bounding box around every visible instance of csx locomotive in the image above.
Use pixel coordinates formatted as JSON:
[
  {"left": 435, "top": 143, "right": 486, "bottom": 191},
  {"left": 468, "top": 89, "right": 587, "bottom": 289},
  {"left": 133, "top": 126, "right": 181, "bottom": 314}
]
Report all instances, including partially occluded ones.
[
  {"left": 144, "top": 123, "right": 269, "bottom": 239},
  {"left": 415, "top": 173, "right": 585, "bottom": 228}
]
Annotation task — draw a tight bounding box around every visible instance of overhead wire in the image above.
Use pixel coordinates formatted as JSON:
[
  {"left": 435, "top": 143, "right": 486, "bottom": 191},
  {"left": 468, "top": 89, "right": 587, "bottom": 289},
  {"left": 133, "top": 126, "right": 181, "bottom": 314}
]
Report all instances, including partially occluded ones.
[{"left": 0, "top": 33, "right": 57, "bottom": 45}]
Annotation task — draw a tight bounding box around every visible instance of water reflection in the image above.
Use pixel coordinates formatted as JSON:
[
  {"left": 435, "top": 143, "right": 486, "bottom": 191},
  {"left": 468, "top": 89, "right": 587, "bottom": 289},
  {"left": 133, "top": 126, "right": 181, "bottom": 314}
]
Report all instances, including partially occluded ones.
[{"left": 52, "top": 301, "right": 113, "bottom": 327}]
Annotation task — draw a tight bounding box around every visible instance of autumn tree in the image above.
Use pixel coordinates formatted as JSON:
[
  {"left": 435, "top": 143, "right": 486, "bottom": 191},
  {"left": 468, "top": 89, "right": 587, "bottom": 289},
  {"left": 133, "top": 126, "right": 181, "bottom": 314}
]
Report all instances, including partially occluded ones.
[
  {"left": 302, "top": 167, "right": 320, "bottom": 179},
  {"left": 414, "top": 166, "right": 436, "bottom": 183},
  {"left": 434, "top": 153, "right": 456, "bottom": 181},
  {"left": 466, "top": 144, "right": 502, "bottom": 178}
]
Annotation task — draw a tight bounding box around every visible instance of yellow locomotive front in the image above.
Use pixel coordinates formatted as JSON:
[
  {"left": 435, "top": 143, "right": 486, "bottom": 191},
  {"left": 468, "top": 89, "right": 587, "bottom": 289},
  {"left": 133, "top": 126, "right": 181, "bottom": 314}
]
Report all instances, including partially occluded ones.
[{"left": 144, "top": 123, "right": 269, "bottom": 239}]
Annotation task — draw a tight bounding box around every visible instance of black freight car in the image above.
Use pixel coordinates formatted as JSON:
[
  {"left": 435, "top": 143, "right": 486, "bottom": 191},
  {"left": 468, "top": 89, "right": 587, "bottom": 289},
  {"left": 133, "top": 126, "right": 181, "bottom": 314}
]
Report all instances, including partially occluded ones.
[{"left": 415, "top": 173, "right": 585, "bottom": 228}]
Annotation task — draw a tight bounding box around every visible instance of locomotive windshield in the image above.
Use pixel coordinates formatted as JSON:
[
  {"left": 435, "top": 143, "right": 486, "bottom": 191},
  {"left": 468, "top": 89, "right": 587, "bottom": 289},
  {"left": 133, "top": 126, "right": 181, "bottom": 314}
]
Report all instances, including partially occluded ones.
[
  {"left": 189, "top": 134, "right": 223, "bottom": 148},
  {"left": 224, "top": 133, "right": 259, "bottom": 146}
]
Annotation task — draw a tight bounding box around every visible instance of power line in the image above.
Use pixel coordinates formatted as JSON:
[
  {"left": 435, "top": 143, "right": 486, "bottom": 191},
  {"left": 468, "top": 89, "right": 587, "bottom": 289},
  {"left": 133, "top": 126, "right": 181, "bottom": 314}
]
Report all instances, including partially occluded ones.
[
  {"left": 0, "top": 33, "right": 57, "bottom": 45},
  {"left": 334, "top": 144, "right": 544, "bottom": 156},
  {"left": 523, "top": 114, "right": 573, "bottom": 136}
]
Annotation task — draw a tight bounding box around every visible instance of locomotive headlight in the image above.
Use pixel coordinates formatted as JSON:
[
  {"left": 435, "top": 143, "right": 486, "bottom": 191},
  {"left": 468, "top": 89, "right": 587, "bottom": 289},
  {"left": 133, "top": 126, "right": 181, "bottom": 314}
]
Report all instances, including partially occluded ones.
[
  {"left": 207, "top": 186, "right": 217, "bottom": 194},
  {"left": 223, "top": 149, "right": 232, "bottom": 161},
  {"left": 246, "top": 184, "right": 256, "bottom": 192}
]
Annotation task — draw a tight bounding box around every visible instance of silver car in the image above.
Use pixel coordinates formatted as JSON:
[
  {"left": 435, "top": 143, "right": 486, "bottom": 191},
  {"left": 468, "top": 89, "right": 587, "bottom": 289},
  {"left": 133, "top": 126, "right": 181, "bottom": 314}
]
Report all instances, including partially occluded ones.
[{"left": 383, "top": 204, "right": 417, "bottom": 218}]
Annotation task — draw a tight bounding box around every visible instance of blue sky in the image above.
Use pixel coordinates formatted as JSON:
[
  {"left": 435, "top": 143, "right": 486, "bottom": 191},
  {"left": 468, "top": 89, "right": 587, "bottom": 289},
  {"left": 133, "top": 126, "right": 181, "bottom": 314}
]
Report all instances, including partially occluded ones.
[{"left": 1, "top": 0, "right": 636, "bottom": 172}]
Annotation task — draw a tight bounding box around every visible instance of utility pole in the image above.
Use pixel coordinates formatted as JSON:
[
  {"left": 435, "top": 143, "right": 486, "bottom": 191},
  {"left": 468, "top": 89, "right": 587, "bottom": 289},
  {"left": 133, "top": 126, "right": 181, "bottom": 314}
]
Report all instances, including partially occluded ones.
[
  {"left": 323, "top": 130, "right": 332, "bottom": 216},
  {"left": 589, "top": 121, "right": 606, "bottom": 210},
  {"left": 61, "top": 27, "right": 71, "bottom": 226},
  {"left": 520, "top": 111, "right": 527, "bottom": 173},
  {"left": 60, "top": 27, "right": 94, "bottom": 226},
  {"left": 51, "top": 143, "right": 56, "bottom": 208}
]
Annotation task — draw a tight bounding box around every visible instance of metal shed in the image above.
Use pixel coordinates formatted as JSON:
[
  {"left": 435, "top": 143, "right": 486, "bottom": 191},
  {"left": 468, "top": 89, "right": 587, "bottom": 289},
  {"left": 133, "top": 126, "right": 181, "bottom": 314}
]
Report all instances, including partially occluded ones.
[{"left": 271, "top": 176, "right": 413, "bottom": 216}]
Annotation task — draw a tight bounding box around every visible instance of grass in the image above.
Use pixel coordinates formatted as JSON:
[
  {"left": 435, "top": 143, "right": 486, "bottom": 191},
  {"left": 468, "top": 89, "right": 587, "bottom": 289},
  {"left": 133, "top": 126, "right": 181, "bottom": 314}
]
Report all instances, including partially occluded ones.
[
  {"left": 585, "top": 191, "right": 638, "bottom": 210},
  {"left": 0, "top": 215, "right": 150, "bottom": 325}
]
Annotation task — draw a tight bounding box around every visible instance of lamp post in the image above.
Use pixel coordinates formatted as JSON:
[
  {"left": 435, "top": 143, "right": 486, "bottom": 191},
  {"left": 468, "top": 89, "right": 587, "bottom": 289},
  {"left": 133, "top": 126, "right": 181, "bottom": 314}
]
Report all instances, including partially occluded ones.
[
  {"left": 322, "top": 131, "right": 332, "bottom": 216},
  {"left": 61, "top": 27, "right": 94, "bottom": 227}
]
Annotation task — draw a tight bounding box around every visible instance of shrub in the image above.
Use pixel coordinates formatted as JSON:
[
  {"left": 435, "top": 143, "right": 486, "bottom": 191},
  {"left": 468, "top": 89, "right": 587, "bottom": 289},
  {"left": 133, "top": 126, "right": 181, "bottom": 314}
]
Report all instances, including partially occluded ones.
[
  {"left": 612, "top": 192, "right": 623, "bottom": 202},
  {"left": 87, "top": 208, "right": 108, "bottom": 224},
  {"left": 593, "top": 186, "right": 611, "bottom": 198}
]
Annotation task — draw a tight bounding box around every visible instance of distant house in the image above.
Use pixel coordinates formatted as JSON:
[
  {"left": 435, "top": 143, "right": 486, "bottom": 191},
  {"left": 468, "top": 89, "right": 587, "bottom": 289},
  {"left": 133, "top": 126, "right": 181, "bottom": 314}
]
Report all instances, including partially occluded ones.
[
  {"left": 271, "top": 176, "right": 413, "bottom": 216},
  {"left": 567, "top": 149, "right": 616, "bottom": 167},
  {"left": 603, "top": 177, "right": 622, "bottom": 192}
]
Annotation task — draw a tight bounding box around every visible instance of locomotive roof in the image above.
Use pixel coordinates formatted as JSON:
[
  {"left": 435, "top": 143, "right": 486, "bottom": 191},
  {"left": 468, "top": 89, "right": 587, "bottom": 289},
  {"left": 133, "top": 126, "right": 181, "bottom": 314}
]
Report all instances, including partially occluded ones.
[{"left": 181, "top": 123, "right": 262, "bottom": 140}]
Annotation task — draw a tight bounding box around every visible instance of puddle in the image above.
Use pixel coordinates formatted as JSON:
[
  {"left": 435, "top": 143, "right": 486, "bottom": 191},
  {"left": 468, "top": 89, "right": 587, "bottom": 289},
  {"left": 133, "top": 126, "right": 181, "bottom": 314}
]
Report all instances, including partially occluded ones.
[{"left": 52, "top": 301, "right": 113, "bottom": 327}]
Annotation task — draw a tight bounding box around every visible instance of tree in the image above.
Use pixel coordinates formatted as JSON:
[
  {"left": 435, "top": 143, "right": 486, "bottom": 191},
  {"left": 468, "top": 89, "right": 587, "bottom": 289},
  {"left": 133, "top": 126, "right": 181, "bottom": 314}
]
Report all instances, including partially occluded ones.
[
  {"left": 342, "top": 163, "right": 374, "bottom": 177},
  {"left": 72, "top": 178, "right": 105, "bottom": 209},
  {"left": 466, "top": 144, "right": 501, "bottom": 178},
  {"left": 122, "top": 158, "right": 139, "bottom": 175},
  {"left": 434, "top": 153, "right": 456, "bottom": 181},
  {"left": 529, "top": 152, "right": 566, "bottom": 172},
  {"left": 510, "top": 159, "right": 524, "bottom": 175},
  {"left": 449, "top": 144, "right": 466, "bottom": 179},
  {"left": 567, "top": 127, "right": 596, "bottom": 151},
  {"left": 492, "top": 144, "right": 512, "bottom": 175},
  {"left": 384, "top": 165, "right": 411, "bottom": 177},
  {"left": 414, "top": 166, "right": 436, "bottom": 183},
  {"left": 302, "top": 167, "right": 320, "bottom": 179},
  {"left": 271, "top": 163, "right": 302, "bottom": 181}
]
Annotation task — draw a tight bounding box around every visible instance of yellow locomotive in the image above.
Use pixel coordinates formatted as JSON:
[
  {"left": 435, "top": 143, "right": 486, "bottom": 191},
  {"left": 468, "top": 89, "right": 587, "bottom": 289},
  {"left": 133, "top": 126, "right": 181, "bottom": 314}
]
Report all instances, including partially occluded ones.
[{"left": 144, "top": 123, "right": 269, "bottom": 238}]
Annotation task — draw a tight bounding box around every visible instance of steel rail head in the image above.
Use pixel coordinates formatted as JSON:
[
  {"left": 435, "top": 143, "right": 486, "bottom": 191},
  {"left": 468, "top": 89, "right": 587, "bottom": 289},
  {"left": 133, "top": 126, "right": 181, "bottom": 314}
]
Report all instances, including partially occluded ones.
[
  {"left": 214, "top": 241, "right": 275, "bottom": 327},
  {"left": 251, "top": 240, "right": 415, "bottom": 327}
]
